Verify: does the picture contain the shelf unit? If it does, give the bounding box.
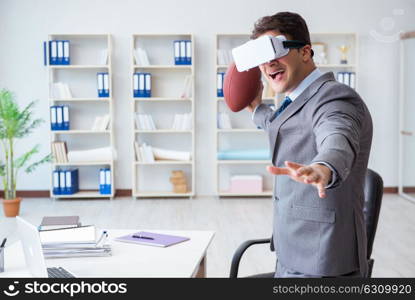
[47,34,115,199]
[215,34,275,197]
[214,33,358,197]
[311,33,359,89]
[131,34,195,198]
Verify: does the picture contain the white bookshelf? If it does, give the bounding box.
[215,34,275,197]
[131,34,195,198]
[214,33,358,197]
[47,34,115,199]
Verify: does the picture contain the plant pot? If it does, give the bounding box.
[2,198,21,217]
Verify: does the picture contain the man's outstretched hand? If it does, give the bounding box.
[267,161,332,198]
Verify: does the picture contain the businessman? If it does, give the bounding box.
[247,12,373,277]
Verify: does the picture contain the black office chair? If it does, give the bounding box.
[229,168,383,278]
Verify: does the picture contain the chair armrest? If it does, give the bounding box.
[229,238,271,278]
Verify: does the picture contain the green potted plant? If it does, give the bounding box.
[0,89,51,217]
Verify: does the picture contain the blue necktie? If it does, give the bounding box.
[270,96,292,122]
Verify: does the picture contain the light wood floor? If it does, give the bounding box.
[1,194,414,277]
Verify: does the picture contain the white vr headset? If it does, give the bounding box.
[232,35,308,72]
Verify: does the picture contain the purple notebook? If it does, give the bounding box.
[114,231,190,248]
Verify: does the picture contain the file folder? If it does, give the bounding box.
[145,73,151,97]
[63,40,70,65]
[185,40,192,65]
[43,41,48,66]
[64,170,72,194]
[50,40,58,65]
[59,170,66,195]
[57,40,64,64]
[53,170,60,195]
[62,105,70,130]
[99,168,106,194]
[350,72,356,89]
[174,40,180,65]
[50,106,57,130]
[56,106,63,130]
[217,72,224,97]
[105,168,111,194]
[337,72,344,84]
[103,72,109,97]
[133,73,139,97]
[343,72,350,87]
[97,73,105,97]
[180,40,186,65]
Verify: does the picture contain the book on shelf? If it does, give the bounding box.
[217,49,233,65]
[134,48,150,66]
[180,75,193,98]
[135,113,156,130]
[91,114,110,131]
[134,141,142,161]
[171,113,192,130]
[51,82,72,99]
[217,112,232,129]
[51,141,68,163]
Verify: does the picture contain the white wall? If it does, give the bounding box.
[0,0,414,194]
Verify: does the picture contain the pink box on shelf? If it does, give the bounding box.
[229,175,263,193]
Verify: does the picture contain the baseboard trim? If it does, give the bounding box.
[0,187,411,198]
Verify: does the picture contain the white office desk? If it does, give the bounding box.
[0,229,215,278]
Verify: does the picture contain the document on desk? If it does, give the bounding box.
[40,225,96,247]
[114,231,190,247]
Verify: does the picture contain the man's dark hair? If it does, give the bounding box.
[251,12,313,56]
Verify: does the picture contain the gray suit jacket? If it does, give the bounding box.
[253,72,373,277]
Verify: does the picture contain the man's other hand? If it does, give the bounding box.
[267,161,332,198]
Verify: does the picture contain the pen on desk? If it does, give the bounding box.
[132,235,154,240]
[96,231,108,246]
[0,238,6,248]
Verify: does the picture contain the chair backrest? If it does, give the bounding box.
[363,169,383,259]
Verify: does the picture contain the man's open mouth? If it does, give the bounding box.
[269,69,285,80]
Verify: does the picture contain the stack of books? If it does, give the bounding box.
[51,141,68,163]
[39,216,81,231]
[39,224,111,258]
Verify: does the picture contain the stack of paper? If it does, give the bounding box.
[51,82,72,99]
[171,113,192,130]
[91,114,110,131]
[67,147,114,162]
[135,114,156,130]
[217,113,232,129]
[134,143,191,162]
[40,225,111,258]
